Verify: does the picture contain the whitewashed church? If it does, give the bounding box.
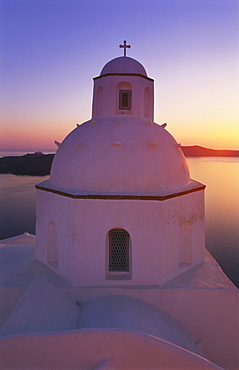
[0,42,238,369]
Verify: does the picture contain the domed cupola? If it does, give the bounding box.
[92,40,154,121]
[49,41,190,194]
[100,56,147,77]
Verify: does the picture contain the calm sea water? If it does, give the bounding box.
[0,155,238,287]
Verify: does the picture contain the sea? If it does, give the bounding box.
[0,151,238,288]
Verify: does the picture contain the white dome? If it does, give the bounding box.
[50,118,190,194]
[100,57,147,77]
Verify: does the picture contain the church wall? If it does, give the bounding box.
[92,75,154,120]
[36,190,76,284]
[160,190,205,284]
[36,192,164,286]
[36,189,204,287]
[92,77,109,118]
[72,198,163,286]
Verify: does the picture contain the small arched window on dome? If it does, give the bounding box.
[119,90,131,110]
[108,229,130,277]
[144,87,151,118]
[117,82,132,113]
[96,86,103,116]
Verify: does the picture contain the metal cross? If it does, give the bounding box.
[119,40,131,57]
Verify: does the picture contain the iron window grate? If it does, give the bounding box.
[109,229,129,272]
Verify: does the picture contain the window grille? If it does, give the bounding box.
[109,229,129,272]
[119,90,131,110]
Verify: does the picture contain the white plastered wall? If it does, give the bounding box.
[36,188,205,287]
[92,75,154,120]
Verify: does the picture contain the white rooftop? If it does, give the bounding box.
[100,56,148,76]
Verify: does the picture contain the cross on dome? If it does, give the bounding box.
[119,40,131,57]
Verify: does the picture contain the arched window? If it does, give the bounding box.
[117,82,132,113]
[109,229,129,272]
[119,90,131,110]
[96,86,103,116]
[178,221,192,269]
[47,221,58,269]
[144,87,151,118]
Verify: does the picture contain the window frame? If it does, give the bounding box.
[106,228,131,280]
[119,89,131,110]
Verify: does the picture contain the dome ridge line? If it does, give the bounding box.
[94,73,153,81]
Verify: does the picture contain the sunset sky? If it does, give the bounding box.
[1,0,238,151]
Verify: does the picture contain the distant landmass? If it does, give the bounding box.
[0,146,238,176]
[181,145,239,158]
[0,152,54,176]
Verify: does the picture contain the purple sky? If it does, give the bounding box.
[1,0,238,150]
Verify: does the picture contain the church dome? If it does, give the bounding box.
[49,118,190,194]
[50,52,190,194]
[100,56,147,77]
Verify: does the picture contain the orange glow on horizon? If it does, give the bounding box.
[1,117,238,151]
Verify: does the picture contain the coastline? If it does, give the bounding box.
[0,146,238,176]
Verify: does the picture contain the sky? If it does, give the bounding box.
[0,0,238,151]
